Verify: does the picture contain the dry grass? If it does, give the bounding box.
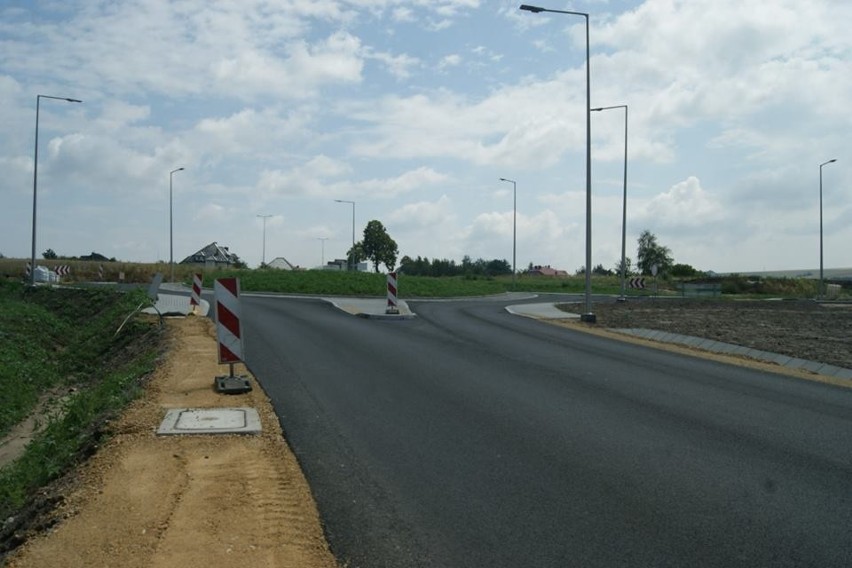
[0,258,214,285]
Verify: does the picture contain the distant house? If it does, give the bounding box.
[180,242,239,268]
[528,264,568,277]
[78,251,111,262]
[325,258,369,272]
[268,257,297,270]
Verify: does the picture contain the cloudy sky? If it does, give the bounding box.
[2,0,849,273]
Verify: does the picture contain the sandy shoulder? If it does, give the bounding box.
[7,316,339,568]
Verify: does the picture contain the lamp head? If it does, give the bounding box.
[520,4,545,12]
[66,98,83,103]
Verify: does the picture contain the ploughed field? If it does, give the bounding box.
[560,299,852,371]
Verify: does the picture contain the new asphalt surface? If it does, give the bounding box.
[239,293,852,568]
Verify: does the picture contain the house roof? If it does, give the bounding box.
[529,265,568,276]
[268,257,296,270]
[180,242,237,264]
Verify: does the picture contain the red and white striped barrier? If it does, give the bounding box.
[98,264,104,281]
[214,277,243,364]
[190,273,202,306]
[386,271,399,314]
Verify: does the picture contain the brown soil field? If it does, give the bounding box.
[559,299,852,370]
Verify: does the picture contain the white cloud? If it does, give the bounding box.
[365,49,421,79]
[635,177,725,232]
[438,54,462,70]
[257,160,447,199]
[389,195,455,227]
[2,0,850,272]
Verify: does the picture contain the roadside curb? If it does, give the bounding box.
[324,297,416,319]
[505,302,852,386]
[614,328,852,381]
[356,311,417,320]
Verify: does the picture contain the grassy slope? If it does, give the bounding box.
[0,282,164,530]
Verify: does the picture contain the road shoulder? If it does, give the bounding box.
[7,317,339,568]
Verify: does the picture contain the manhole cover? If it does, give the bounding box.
[157,408,261,435]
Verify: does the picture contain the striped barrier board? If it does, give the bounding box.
[55,265,71,276]
[214,277,243,364]
[386,271,399,314]
[213,277,251,393]
[629,277,646,289]
[190,273,202,306]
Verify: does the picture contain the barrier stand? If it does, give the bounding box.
[214,277,252,394]
[190,272,202,314]
[386,271,399,314]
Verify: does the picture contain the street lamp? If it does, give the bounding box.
[520,4,595,322]
[169,167,185,282]
[819,158,837,298]
[334,199,355,271]
[499,177,518,287]
[257,214,272,267]
[317,237,329,267]
[30,94,82,285]
[591,104,628,301]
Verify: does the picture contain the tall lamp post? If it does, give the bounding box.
[30,94,82,285]
[257,214,272,267]
[169,167,185,282]
[317,237,329,267]
[334,199,356,271]
[520,4,595,322]
[819,158,837,298]
[591,104,628,301]
[499,177,518,287]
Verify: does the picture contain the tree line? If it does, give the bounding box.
[575,229,699,278]
[344,220,700,279]
[399,255,512,277]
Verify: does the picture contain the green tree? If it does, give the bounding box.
[485,259,512,276]
[670,263,699,277]
[43,248,58,259]
[362,220,398,272]
[613,257,633,276]
[636,230,673,276]
[346,241,367,270]
[592,263,613,276]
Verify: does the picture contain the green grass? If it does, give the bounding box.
[0,282,163,524]
[201,269,629,298]
[0,286,69,437]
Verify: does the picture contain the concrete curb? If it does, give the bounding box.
[324,297,416,319]
[503,302,852,384]
[614,328,852,381]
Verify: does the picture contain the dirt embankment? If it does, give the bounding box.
[6,317,338,568]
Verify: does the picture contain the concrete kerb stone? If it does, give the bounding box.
[602,328,852,384]
[505,303,581,320]
[325,297,416,320]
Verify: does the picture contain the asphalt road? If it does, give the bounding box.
[241,294,852,568]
